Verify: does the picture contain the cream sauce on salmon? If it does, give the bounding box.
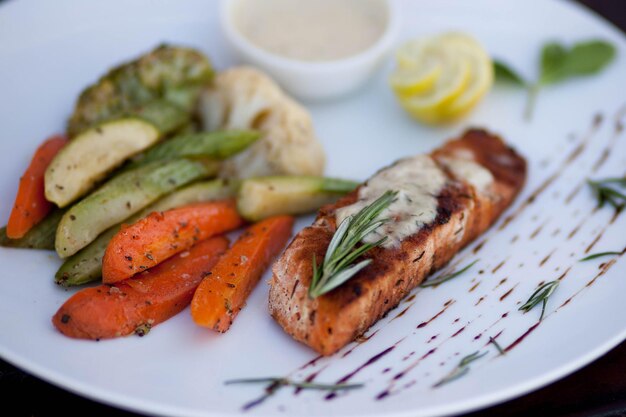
[336,153,494,248]
[439,156,494,192]
[335,155,447,248]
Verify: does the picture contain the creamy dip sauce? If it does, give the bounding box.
[439,156,494,192]
[233,0,388,62]
[335,155,447,249]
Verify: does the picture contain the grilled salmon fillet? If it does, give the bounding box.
[269,129,527,356]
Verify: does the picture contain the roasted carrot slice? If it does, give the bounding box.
[102,200,243,283]
[7,135,67,238]
[191,215,294,332]
[53,236,229,340]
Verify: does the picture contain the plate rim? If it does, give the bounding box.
[1,0,625,416]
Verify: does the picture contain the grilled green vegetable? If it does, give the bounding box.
[162,84,205,113]
[55,179,239,286]
[55,227,117,286]
[67,45,213,136]
[0,209,65,250]
[145,178,239,213]
[127,130,260,169]
[55,158,218,258]
[45,118,161,207]
[174,120,201,135]
[237,176,359,221]
[134,100,190,135]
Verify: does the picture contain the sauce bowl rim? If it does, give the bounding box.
[220,0,401,73]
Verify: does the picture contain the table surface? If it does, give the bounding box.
[1,1,625,416]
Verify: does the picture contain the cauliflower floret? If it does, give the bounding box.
[199,67,326,178]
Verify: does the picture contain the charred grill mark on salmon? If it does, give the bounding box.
[269,129,527,355]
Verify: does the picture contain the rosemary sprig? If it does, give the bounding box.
[309,190,397,299]
[488,336,506,355]
[587,177,626,211]
[226,377,364,409]
[579,251,622,262]
[433,351,487,388]
[225,377,363,391]
[519,280,559,321]
[420,259,479,287]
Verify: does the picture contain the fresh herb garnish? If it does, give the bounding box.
[308,190,397,299]
[226,377,363,391]
[519,280,559,321]
[488,336,506,355]
[493,60,526,86]
[587,177,626,211]
[433,351,487,388]
[580,251,622,262]
[494,39,616,120]
[226,377,363,409]
[420,259,479,288]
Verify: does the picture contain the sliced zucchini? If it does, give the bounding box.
[45,118,160,207]
[237,176,359,221]
[55,178,239,286]
[0,208,65,250]
[127,130,260,169]
[55,158,217,258]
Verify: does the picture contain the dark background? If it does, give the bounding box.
[1,1,625,416]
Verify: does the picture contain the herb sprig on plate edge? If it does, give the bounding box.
[587,177,626,211]
[494,39,616,120]
[420,259,479,287]
[431,340,503,387]
[488,337,506,356]
[225,377,364,410]
[519,280,559,321]
[580,251,623,262]
[433,351,488,388]
[308,190,397,299]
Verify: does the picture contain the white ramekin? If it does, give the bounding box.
[219,0,400,101]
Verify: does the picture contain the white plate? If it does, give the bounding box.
[1,0,625,416]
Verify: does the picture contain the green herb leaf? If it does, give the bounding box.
[522,39,616,120]
[433,351,487,388]
[420,259,479,287]
[519,280,559,321]
[588,176,626,211]
[562,40,616,77]
[579,251,622,262]
[308,190,397,299]
[539,42,569,84]
[493,60,527,86]
[540,39,616,84]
